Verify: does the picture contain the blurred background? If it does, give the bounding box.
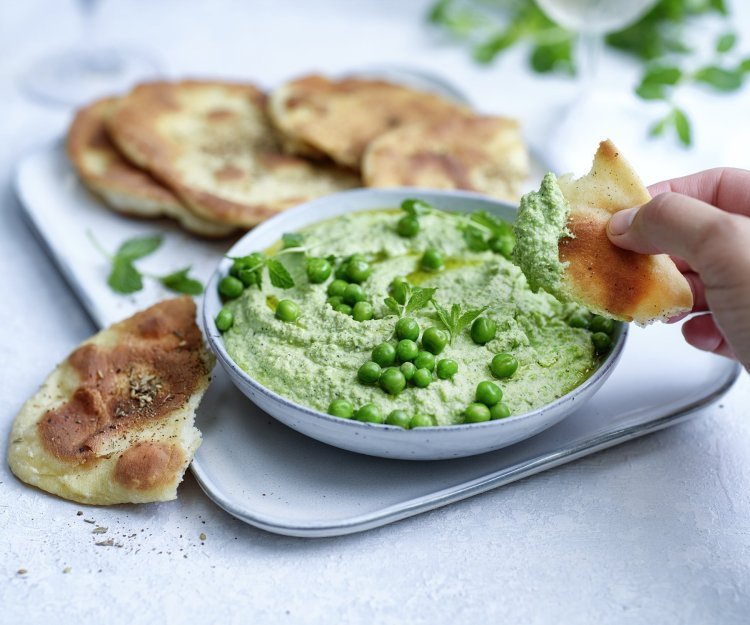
[1,0,749,183]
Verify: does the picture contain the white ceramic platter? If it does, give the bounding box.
[15,143,741,537]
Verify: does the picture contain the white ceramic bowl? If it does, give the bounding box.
[203,188,627,460]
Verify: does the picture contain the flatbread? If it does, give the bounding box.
[268,74,472,169]
[107,80,360,228]
[67,97,236,238]
[8,297,212,505]
[532,140,692,324]
[362,115,529,201]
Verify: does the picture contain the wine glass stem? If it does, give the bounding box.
[577,31,603,94]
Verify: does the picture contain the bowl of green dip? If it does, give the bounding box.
[203,188,626,460]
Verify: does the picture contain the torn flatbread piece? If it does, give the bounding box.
[269,74,472,169]
[362,115,529,201]
[8,297,212,504]
[67,97,236,238]
[107,81,360,228]
[513,139,693,324]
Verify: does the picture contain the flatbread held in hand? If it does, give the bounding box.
[514,140,693,324]
[7,297,212,505]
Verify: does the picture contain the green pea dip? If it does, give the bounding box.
[222,206,601,425]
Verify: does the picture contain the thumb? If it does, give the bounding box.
[606,191,743,283]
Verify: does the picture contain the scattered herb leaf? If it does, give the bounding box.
[108,257,143,294]
[282,232,305,249]
[405,287,438,315]
[116,235,163,262]
[159,267,204,295]
[432,298,486,344]
[267,258,295,289]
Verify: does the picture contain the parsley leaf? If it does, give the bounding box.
[116,235,163,262]
[431,298,486,344]
[267,258,295,289]
[159,267,204,295]
[282,232,305,249]
[108,257,143,294]
[405,287,437,314]
[384,297,402,316]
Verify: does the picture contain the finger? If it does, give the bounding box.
[681,314,736,360]
[670,256,692,272]
[607,192,748,285]
[683,272,708,312]
[647,168,750,217]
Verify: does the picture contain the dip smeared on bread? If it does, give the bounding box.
[513,140,693,324]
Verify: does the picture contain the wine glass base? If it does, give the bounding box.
[19,47,161,107]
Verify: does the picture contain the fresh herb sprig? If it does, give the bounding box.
[384,283,437,318]
[88,232,204,295]
[431,299,486,344]
[462,211,515,257]
[428,0,750,146]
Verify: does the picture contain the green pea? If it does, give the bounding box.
[589,315,615,335]
[410,413,435,428]
[592,332,612,354]
[395,317,419,341]
[401,199,432,214]
[357,361,382,384]
[421,326,448,355]
[372,342,396,367]
[379,368,406,395]
[343,283,366,305]
[414,351,435,372]
[328,399,354,419]
[490,402,511,420]
[334,262,349,280]
[346,259,373,284]
[470,317,497,345]
[567,311,591,328]
[412,368,432,388]
[306,257,332,284]
[215,308,234,332]
[390,277,409,305]
[352,301,374,322]
[420,247,444,272]
[327,295,343,308]
[476,381,503,407]
[346,253,367,264]
[218,276,244,299]
[400,361,417,381]
[327,279,348,297]
[334,303,353,315]
[275,299,300,322]
[396,339,419,362]
[464,403,491,423]
[490,353,518,379]
[436,359,458,379]
[489,235,514,258]
[386,410,411,429]
[397,215,420,238]
[355,403,385,424]
[237,268,260,287]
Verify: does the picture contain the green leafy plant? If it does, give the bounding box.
[428,0,750,146]
[384,284,437,317]
[431,298,486,344]
[88,232,204,295]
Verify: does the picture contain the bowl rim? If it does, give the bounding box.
[202,186,629,434]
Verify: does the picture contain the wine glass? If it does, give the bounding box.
[19,0,161,107]
[533,0,660,174]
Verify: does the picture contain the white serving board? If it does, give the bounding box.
[16,143,741,537]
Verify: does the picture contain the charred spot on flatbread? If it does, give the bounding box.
[8,297,212,504]
[106,80,360,229]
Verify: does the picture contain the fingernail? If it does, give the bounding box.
[608,206,639,236]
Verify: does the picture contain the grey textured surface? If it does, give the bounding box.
[2,1,750,623]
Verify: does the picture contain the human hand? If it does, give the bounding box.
[606,168,750,371]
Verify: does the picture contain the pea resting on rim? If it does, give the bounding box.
[328,399,354,419]
[464,403,491,423]
[410,413,435,428]
[490,402,511,420]
[215,308,234,332]
[476,381,502,407]
[386,410,411,428]
[355,403,385,424]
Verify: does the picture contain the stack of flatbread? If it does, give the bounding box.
[67,75,530,236]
